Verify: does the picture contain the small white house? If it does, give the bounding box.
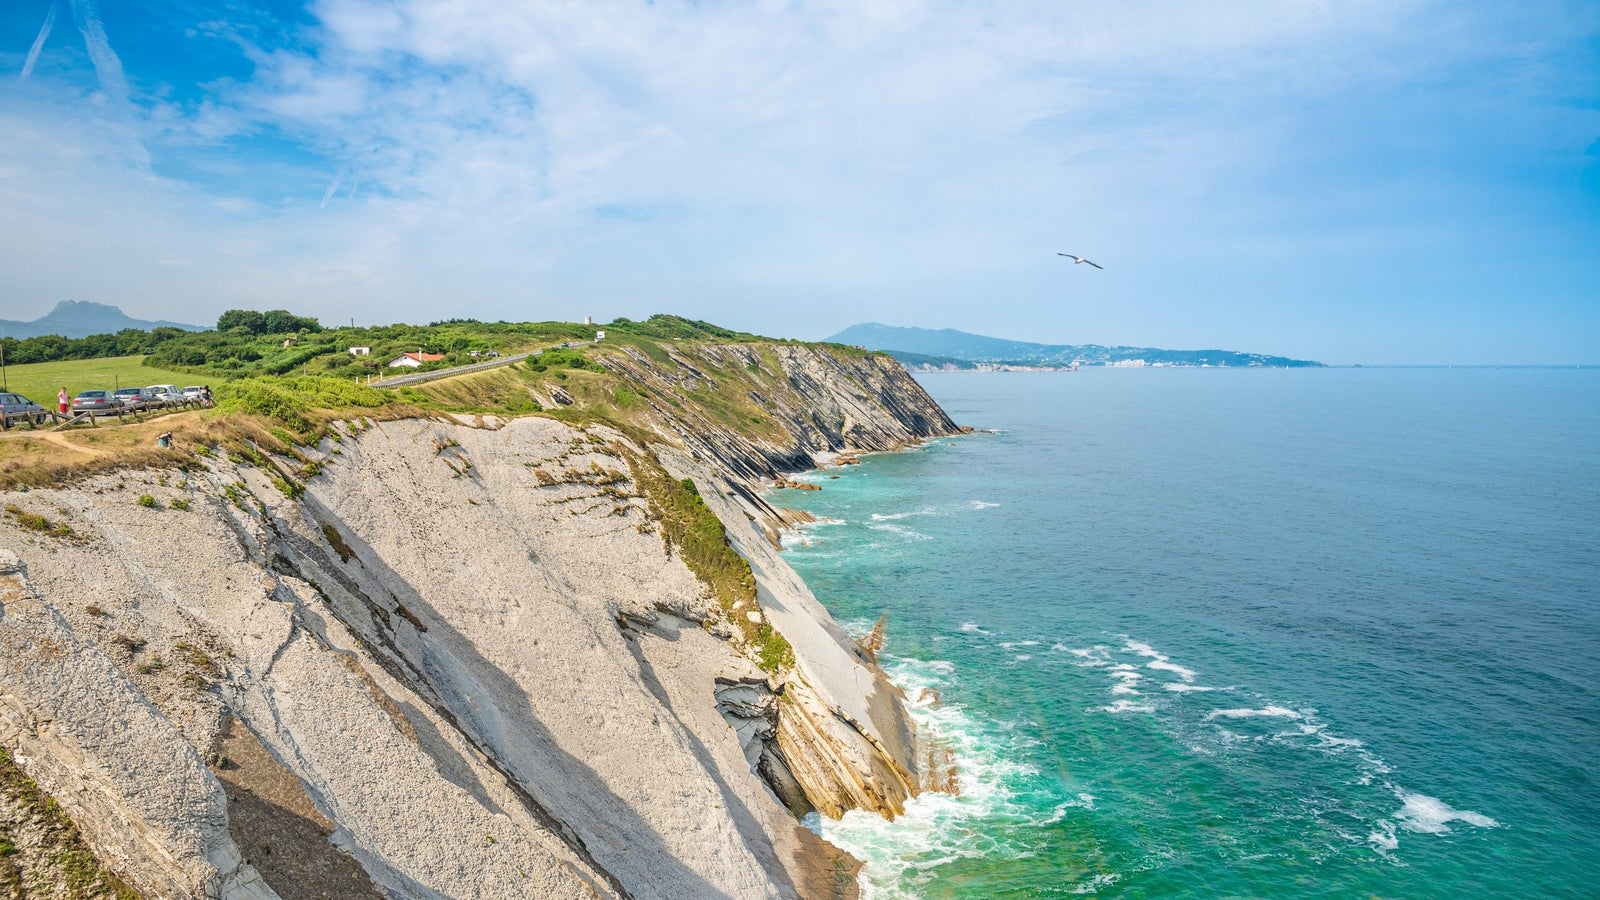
[595,331,606,342]
[386,351,445,368]
[348,346,371,357]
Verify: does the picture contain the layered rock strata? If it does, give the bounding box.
[0,346,958,898]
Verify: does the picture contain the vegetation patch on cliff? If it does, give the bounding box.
[619,444,794,673]
[0,747,141,899]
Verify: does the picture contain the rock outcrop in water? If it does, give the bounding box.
[0,343,958,898]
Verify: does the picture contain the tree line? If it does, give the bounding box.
[0,310,322,366]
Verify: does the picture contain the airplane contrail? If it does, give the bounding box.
[19,3,57,82]
[68,0,130,107]
[321,170,346,208]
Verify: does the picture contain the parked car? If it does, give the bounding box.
[72,390,120,414]
[145,384,183,406]
[0,393,48,428]
[112,387,148,410]
[181,386,206,401]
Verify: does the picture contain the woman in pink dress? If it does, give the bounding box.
[57,387,69,415]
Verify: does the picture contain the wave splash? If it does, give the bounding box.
[817,650,1103,898]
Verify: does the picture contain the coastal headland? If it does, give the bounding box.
[0,315,961,898]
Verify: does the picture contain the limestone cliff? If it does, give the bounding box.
[0,343,957,898]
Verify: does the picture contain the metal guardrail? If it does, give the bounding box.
[369,341,593,390]
[37,396,211,431]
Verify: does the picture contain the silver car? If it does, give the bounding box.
[113,387,147,410]
[72,390,119,415]
[0,393,48,428]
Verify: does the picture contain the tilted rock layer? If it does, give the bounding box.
[0,345,959,898]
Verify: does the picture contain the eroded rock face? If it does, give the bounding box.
[597,343,959,486]
[0,551,275,900]
[666,455,922,822]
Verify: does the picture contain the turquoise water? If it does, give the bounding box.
[778,369,1600,899]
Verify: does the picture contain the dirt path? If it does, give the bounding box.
[32,431,108,457]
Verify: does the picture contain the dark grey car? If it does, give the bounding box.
[0,393,48,427]
[113,386,148,410]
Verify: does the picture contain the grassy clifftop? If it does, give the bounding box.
[0,312,961,518]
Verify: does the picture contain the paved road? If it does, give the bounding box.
[369,340,593,389]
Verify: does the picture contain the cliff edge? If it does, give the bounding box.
[0,338,958,898]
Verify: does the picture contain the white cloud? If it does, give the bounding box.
[1,0,1595,361]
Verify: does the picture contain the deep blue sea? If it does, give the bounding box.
[777,368,1599,899]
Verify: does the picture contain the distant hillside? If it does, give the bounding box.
[827,323,1322,368]
[0,301,203,339]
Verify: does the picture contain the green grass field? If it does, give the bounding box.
[0,356,208,407]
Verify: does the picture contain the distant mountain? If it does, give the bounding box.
[0,301,204,339]
[826,323,1322,368]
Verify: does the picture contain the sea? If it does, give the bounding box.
[776,367,1599,899]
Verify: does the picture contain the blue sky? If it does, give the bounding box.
[1,0,1596,364]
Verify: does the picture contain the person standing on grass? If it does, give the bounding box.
[57,387,68,416]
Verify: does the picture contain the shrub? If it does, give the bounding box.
[216,376,389,435]
[4,505,74,538]
[137,494,158,508]
[171,498,190,511]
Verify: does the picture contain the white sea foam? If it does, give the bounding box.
[1124,639,1197,681]
[870,507,934,521]
[1147,659,1198,681]
[1066,646,1107,666]
[1207,705,1302,720]
[1395,792,1498,833]
[969,500,1001,509]
[959,622,987,634]
[1163,683,1217,692]
[1070,873,1121,894]
[1107,665,1143,695]
[1368,820,1399,852]
[778,516,846,549]
[867,523,932,540]
[1014,654,1032,661]
[1101,699,1154,714]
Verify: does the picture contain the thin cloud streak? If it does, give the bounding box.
[320,170,345,209]
[66,0,130,107]
[19,2,57,83]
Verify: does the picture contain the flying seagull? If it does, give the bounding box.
[1058,253,1103,269]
